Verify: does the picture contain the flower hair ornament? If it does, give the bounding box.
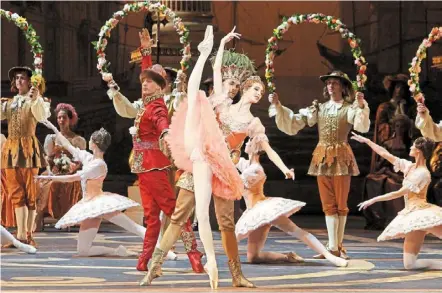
[241,75,265,95]
[210,49,256,84]
[55,103,79,126]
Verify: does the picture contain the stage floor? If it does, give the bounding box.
[1,216,441,293]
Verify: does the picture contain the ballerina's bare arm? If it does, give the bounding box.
[350,131,396,165]
[213,27,241,96]
[260,140,295,180]
[357,186,410,211]
[35,173,81,182]
[41,120,77,156]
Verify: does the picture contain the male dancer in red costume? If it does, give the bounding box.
[105,29,203,272]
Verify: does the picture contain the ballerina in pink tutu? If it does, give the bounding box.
[36,121,146,257]
[235,122,348,267]
[353,133,442,270]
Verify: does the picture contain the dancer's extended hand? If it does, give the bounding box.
[355,92,365,108]
[197,25,214,58]
[417,102,428,116]
[285,168,295,181]
[357,198,376,211]
[350,131,370,144]
[40,120,58,133]
[139,28,154,49]
[221,26,241,44]
[268,93,279,105]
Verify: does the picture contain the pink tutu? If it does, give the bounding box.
[167,91,243,201]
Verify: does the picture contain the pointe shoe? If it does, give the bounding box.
[139,248,166,286]
[331,256,348,267]
[227,256,256,288]
[285,252,304,263]
[13,239,37,254]
[204,263,219,290]
[115,245,137,257]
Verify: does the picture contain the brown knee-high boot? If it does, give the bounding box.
[221,230,255,288]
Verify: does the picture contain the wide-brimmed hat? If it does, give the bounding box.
[8,66,32,81]
[319,70,353,89]
[140,64,167,89]
[164,67,178,81]
[382,73,409,91]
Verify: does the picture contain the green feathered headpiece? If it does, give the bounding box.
[210,49,256,83]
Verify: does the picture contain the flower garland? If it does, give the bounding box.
[0,9,44,87]
[408,26,442,103]
[265,13,368,94]
[94,1,191,84]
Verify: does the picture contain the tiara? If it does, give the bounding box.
[241,75,265,94]
[221,64,253,84]
[92,127,110,145]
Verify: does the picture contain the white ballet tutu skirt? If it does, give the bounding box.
[235,197,306,240]
[377,203,442,241]
[55,192,139,229]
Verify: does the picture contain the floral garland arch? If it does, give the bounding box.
[0,9,44,86]
[94,1,191,87]
[265,13,368,96]
[408,26,442,103]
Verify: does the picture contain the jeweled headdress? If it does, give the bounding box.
[240,75,265,95]
[210,50,256,84]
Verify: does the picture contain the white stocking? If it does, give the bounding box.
[325,214,339,251]
[337,215,347,245]
[1,225,36,254]
[103,212,145,238]
[285,226,347,267]
[77,220,134,257]
[274,217,347,267]
[403,253,442,270]
[193,160,217,268]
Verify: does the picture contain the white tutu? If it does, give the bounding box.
[55,192,139,229]
[377,203,442,241]
[235,197,305,240]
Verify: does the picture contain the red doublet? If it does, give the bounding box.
[131,97,171,173]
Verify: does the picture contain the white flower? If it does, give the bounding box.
[129,126,138,136]
[98,57,106,66]
[123,4,130,11]
[138,2,144,7]
[34,57,42,65]
[11,13,19,20]
[54,158,60,164]
[102,73,113,82]
[98,30,105,37]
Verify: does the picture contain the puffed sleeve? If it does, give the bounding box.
[77,160,107,181]
[30,96,51,122]
[71,148,94,165]
[347,100,370,133]
[44,134,56,156]
[393,157,414,175]
[415,112,442,142]
[270,102,316,135]
[236,157,251,173]
[402,168,431,194]
[108,89,139,119]
[245,118,269,154]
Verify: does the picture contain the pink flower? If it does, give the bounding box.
[409,84,416,92]
[354,59,362,66]
[423,39,432,48]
